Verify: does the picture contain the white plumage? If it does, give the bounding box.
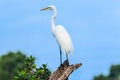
[53,25,73,54]
[41,5,73,64]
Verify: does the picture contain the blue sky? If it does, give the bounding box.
[0,0,120,80]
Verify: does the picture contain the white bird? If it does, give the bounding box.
[41,5,73,65]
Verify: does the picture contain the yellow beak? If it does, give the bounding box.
[40,7,49,11]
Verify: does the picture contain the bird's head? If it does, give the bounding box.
[40,5,56,11]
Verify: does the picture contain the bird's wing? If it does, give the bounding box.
[53,25,73,54]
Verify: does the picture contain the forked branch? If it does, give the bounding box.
[48,60,82,80]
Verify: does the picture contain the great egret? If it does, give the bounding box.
[41,5,73,65]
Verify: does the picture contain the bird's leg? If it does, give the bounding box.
[66,53,68,61]
[59,46,62,65]
[66,53,69,65]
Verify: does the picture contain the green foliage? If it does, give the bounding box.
[109,65,120,79]
[94,74,109,80]
[94,64,120,80]
[0,51,26,80]
[0,51,51,80]
[14,55,51,80]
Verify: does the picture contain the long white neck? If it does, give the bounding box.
[51,8,57,34]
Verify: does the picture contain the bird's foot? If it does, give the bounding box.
[64,60,69,66]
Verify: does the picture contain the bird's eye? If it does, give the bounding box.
[48,7,51,9]
[47,7,52,10]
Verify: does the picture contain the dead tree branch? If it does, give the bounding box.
[48,60,82,80]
